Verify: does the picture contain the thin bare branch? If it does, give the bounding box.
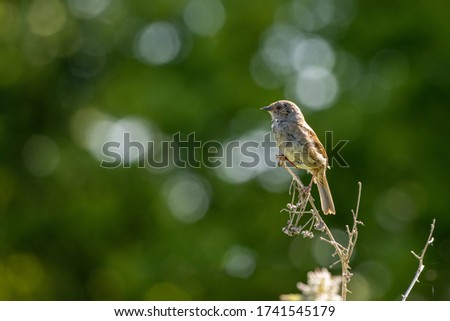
[281,164,363,301]
[401,218,436,301]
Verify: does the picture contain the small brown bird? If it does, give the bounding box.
[261,100,335,214]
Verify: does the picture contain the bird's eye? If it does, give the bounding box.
[276,105,281,110]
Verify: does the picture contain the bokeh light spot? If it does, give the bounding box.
[335,50,361,91]
[217,129,273,184]
[27,0,67,37]
[355,261,392,299]
[292,37,335,72]
[352,74,391,113]
[105,117,152,166]
[70,108,111,151]
[260,24,300,77]
[135,22,182,65]
[257,169,291,193]
[66,37,110,78]
[292,66,338,109]
[275,1,314,31]
[310,0,335,30]
[163,174,210,224]
[374,187,418,232]
[67,0,111,19]
[348,273,371,300]
[253,1,353,111]
[183,0,226,37]
[71,109,155,165]
[222,245,257,279]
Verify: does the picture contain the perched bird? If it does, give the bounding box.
[261,100,335,214]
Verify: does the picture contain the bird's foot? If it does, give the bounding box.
[276,154,297,168]
[276,154,287,167]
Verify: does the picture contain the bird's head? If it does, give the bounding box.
[260,100,304,121]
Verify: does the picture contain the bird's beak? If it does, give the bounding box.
[260,105,272,111]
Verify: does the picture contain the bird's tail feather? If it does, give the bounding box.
[316,172,335,215]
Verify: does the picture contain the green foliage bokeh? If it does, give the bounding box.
[0,0,449,300]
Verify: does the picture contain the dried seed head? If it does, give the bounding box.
[283,225,301,236]
[301,230,314,239]
[314,220,325,232]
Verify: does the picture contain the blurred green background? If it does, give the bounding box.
[0,0,449,300]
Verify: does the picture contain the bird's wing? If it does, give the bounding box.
[298,122,328,168]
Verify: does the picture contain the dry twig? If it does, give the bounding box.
[401,219,436,301]
[281,164,363,300]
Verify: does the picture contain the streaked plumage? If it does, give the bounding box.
[261,100,335,214]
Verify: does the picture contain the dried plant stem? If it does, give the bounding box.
[283,165,363,301]
[401,218,436,301]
